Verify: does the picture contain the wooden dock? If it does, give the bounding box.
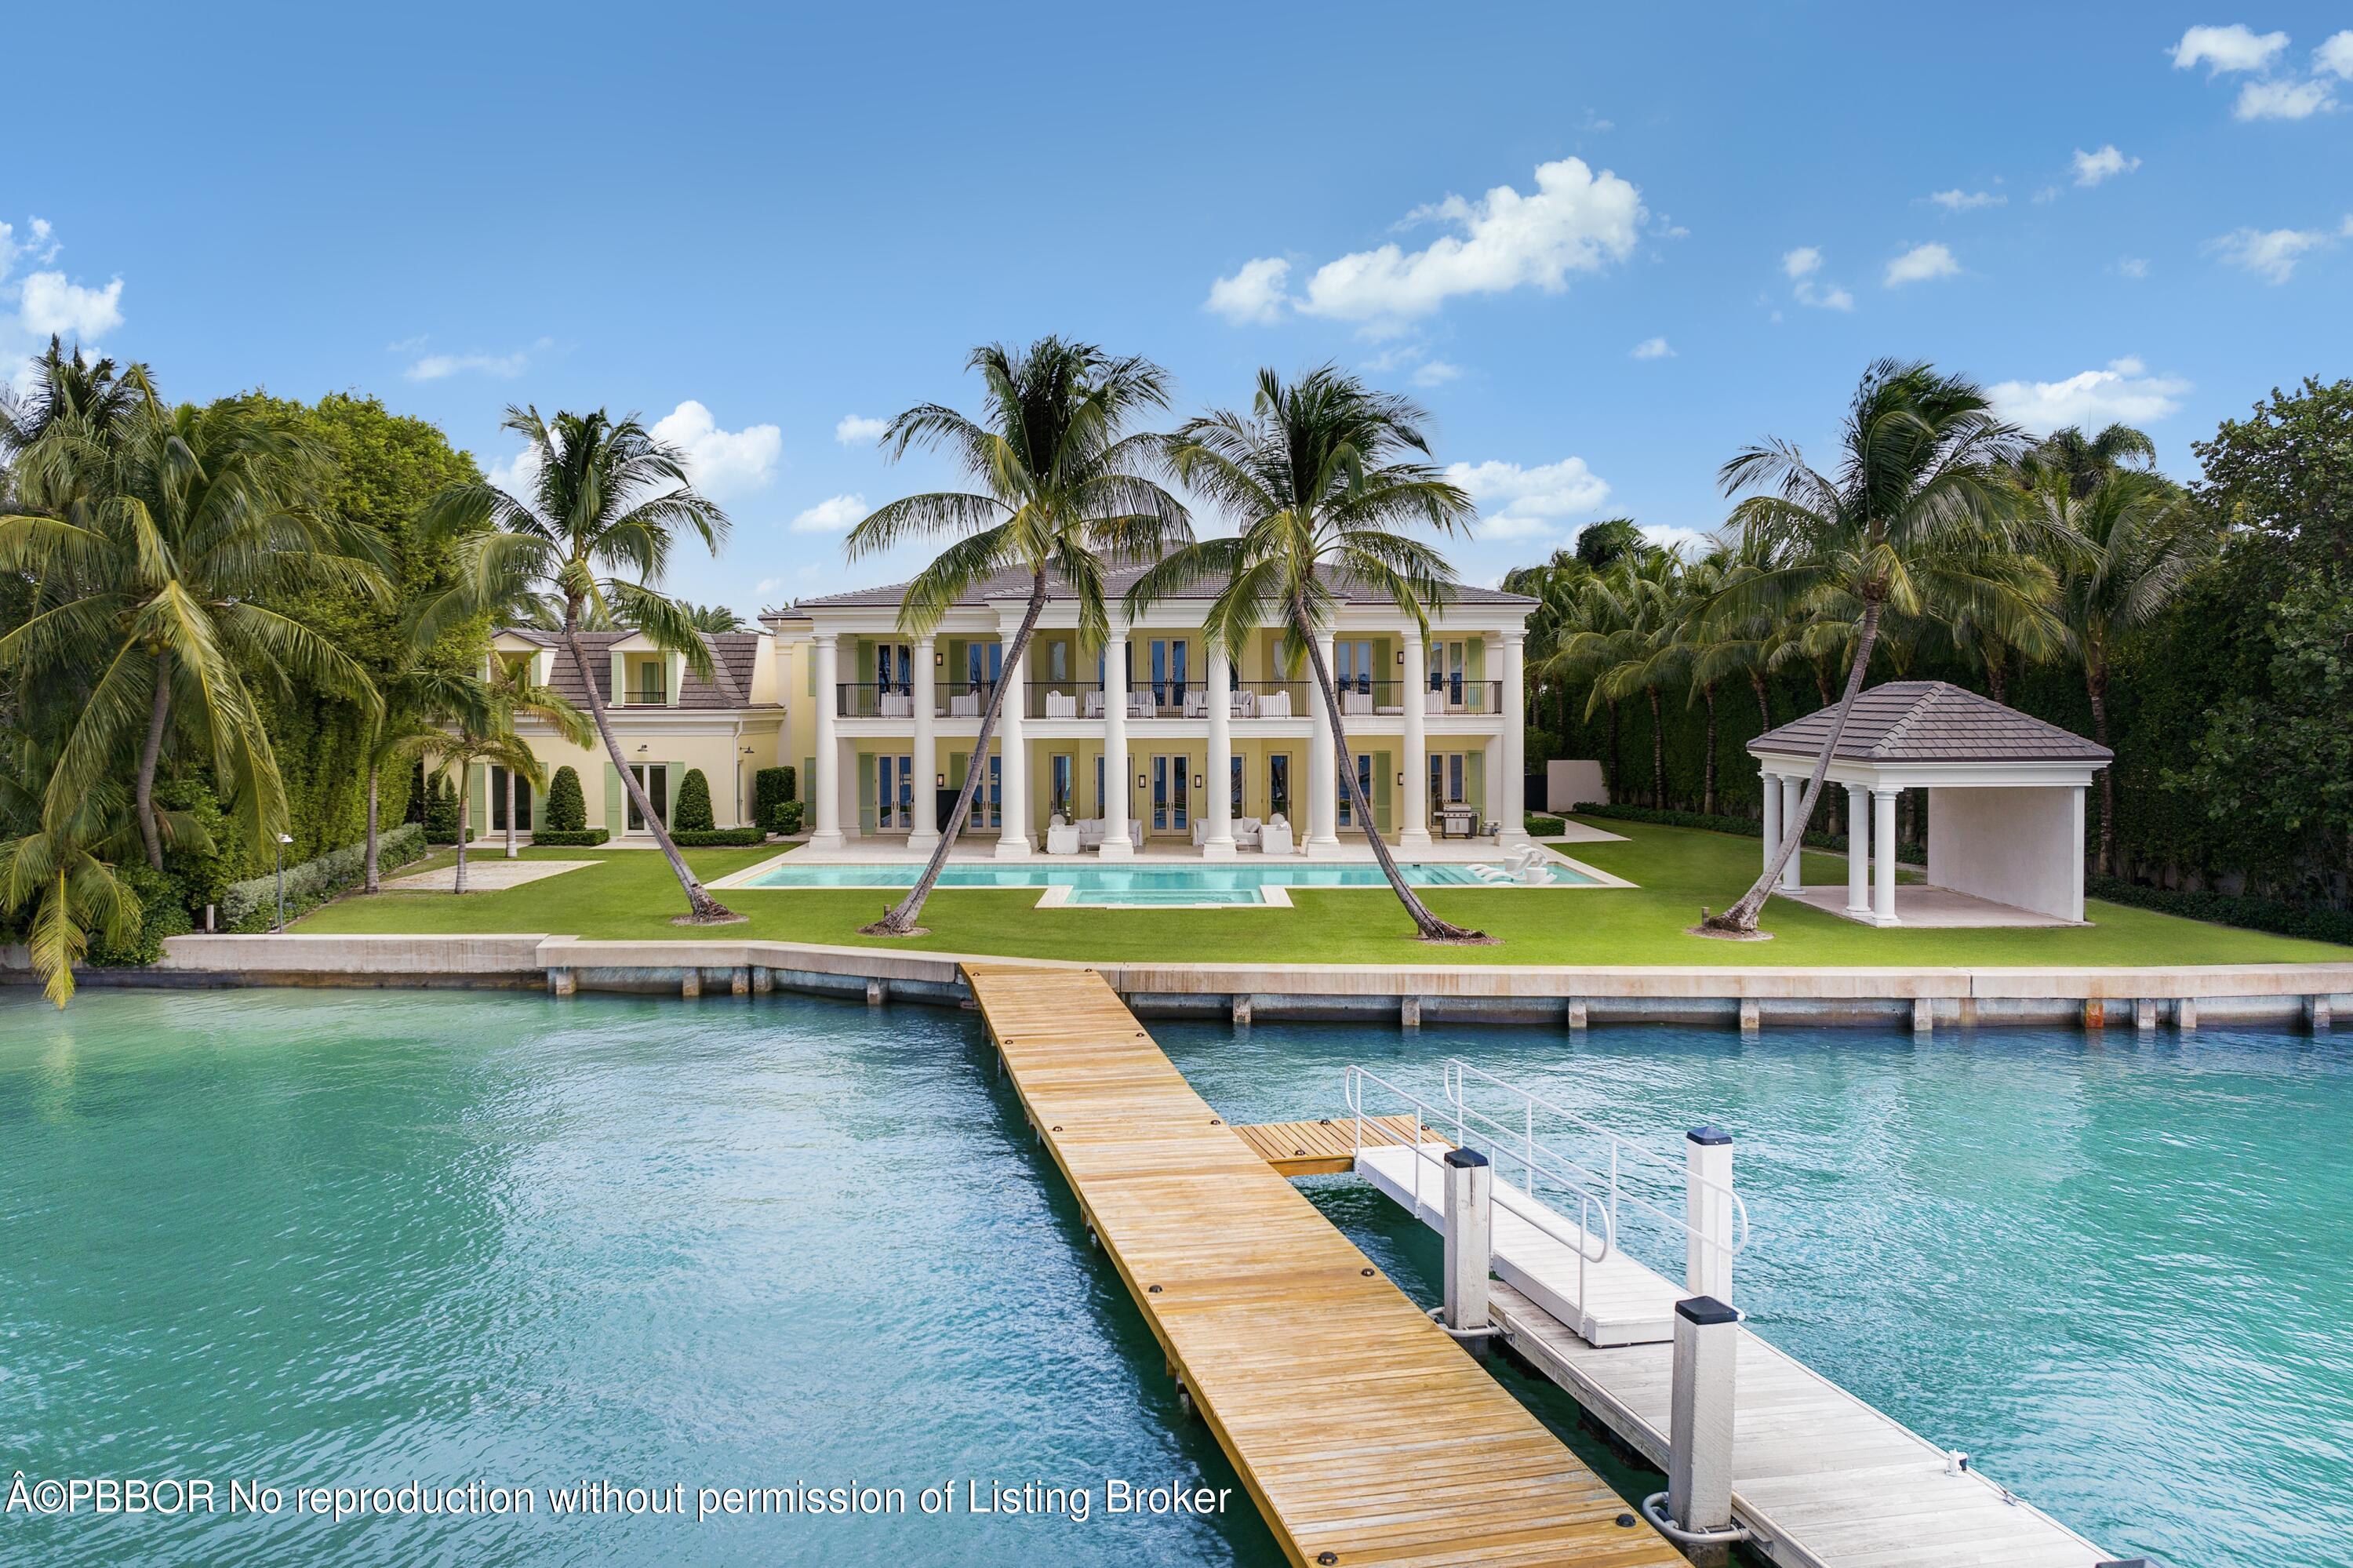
[963,963,1685,1568]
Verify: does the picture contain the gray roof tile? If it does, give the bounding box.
[1748,681,2110,764]
[503,628,773,711]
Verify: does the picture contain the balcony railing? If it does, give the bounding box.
[1326,678,1504,716]
[831,677,1503,720]
[623,686,667,706]
[835,680,998,718]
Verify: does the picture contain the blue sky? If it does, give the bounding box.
[7,5,2348,613]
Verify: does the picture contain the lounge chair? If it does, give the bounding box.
[950,692,980,718]
[1044,689,1077,719]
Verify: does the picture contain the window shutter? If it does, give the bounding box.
[1467,751,1485,820]
[604,762,626,835]
[1467,637,1487,702]
[1374,750,1392,834]
[608,650,627,706]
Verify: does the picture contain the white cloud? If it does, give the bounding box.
[2321,31,2353,78]
[2033,185,2060,204]
[406,347,531,381]
[2117,256,2151,278]
[1445,457,1610,540]
[835,413,889,446]
[1213,158,1644,333]
[2071,145,2140,186]
[1781,246,1853,309]
[487,445,542,498]
[649,400,782,500]
[1928,189,2005,211]
[789,493,868,533]
[1989,358,2191,431]
[2171,24,2289,73]
[17,271,124,339]
[1631,336,1675,359]
[1410,359,1463,387]
[1884,242,1960,286]
[2235,77,2334,118]
[1204,256,1292,325]
[2210,220,2347,282]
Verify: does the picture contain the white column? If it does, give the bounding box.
[1203,644,1235,857]
[1845,780,1870,915]
[995,620,1030,857]
[1398,633,1431,850]
[1483,735,1506,839]
[1873,788,1900,925]
[1779,775,1806,892]
[1100,617,1132,859]
[1499,631,1527,843]
[1759,769,1780,882]
[909,637,939,853]
[2066,784,2087,922]
[809,633,846,850]
[1306,630,1342,856]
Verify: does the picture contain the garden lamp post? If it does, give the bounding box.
[274,833,294,930]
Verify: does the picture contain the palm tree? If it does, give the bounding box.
[419,725,539,897]
[842,337,1188,937]
[1697,359,2055,935]
[682,601,745,633]
[487,653,591,858]
[1537,566,1640,802]
[1132,366,1486,944]
[0,386,387,870]
[414,407,738,922]
[360,665,484,892]
[1581,548,1683,809]
[2020,422,2156,500]
[2020,464,2209,873]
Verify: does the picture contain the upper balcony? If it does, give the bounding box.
[833,677,1504,721]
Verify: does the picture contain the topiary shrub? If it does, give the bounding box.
[674,768,715,831]
[671,827,766,846]
[533,828,611,847]
[544,766,587,833]
[754,766,795,826]
[772,799,805,835]
[423,777,462,843]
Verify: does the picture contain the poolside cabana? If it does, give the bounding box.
[1747,682,2111,927]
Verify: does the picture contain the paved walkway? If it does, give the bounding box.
[383,859,598,893]
[1783,884,2079,928]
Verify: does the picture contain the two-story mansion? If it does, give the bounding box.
[761,562,1538,858]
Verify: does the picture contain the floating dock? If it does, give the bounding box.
[964,963,1685,1568]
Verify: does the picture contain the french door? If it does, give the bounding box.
[625,762,669,832]
[972,755,1001,829]
[1334,639,1376,694]
[1151,754,1190,832]
[1151,638,1189,708]
[876,754,914,829]
[874,642,914,693]
[1337,752,1376,828]
[1431,641,1467,707]
[1430,751,1467,811]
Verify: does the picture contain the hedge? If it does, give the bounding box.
[1573,802,1926,866]
[1525,812,1566,835]
[671,827,766,846]
[675,768,715,832]
[2086,875,2353,947]
[771,799,806,835]
[544,766,587,832]
[754,766,796,825]
[220,823,428,930]
[533,828,610,846]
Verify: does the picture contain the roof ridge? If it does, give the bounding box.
[1867,682,1945,758]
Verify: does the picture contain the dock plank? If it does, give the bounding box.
[965,963,1683,1568]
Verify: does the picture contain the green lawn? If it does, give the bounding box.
[289,819,2351,968]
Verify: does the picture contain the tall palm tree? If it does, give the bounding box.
[1697,359,2055,935]
[1537,566,1641,802]
[682,601,745,633]
[414,408,738,922]
[2020,422,2156,500]
[360,665,485,893]
[843,337,1188,937]
[1132,366,1486,944]
[1581,548,1683,809]
[2020,464,2209,873]
[418,726,539,897]
[0,386,386,869]
[487,653,591,858]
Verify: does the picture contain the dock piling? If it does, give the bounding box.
[1442,1148,1493,1354]
[1662,1295,1742,1549]
[2308,995,2333,1034]
[1685,1128,1735,1303]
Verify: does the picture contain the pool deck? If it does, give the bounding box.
[964,962,1687,1568]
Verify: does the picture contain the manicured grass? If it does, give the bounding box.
[289,819,2353,968]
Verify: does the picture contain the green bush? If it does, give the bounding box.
[156,777,243,916]
[772,799,805,835]
[670,827,766,846]
[544,766,587,832]
[533,828,610,847]
[89,862,195,967]
[2086,875,2353,946]
[1575,802,1925,865]
[674,768,715,831]
[423,777,462,843]
[1525,812,1566,836]
[754,766,795,826]
[220,823,428,930]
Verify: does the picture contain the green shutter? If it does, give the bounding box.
[946,639,966,693]
[1467,751,1485,820]
[466,764,488,835]
[1374,750,1392,834]
[857,753,877,832]
[1467,638,1487,708]
[1372,638,1393,700]
[604,762,626,835]
[609,649,628,707]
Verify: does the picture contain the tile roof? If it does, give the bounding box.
[501,628,773,711]
[1748,681,2111,764]
[784,558,1536,613]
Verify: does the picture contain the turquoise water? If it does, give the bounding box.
[735,858,1590,905]
[2,992,2347,1566]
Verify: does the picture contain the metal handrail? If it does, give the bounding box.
[1440,1058,1751,1267]
[1345,1064,1617,1314]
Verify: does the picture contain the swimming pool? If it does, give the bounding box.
[2,991,2344,1566]
[730,858,1598,905]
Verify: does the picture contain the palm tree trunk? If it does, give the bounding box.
[562,620,736,922]
[364,763,381,893]
[1701,684,1718,817]
[1709,598,1885,933]
[1987,648,2008,705]
[2087,662,2115,875]
[1648,687,1665,808]
[135,649,171,871]
[453,773,471,896]
[505,766,519,859]
[864,573,1049,937]
[1302,616,1483,943]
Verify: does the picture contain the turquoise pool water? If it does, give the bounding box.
[2,991,2346,1566]
[734,858,1591,905]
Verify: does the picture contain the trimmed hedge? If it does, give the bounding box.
[544,766,587,832]
[533,828,610,847]
[2086,875,2353,947]
[675,768,715,831]
[221,823,428,930]
[1573,802,1926,866]
[754,766,796,825]
[671,827,766,847]
[772,799,806,835]
[1525,812,1566,835]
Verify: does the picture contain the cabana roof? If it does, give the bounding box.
[1748,681,2111,766]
